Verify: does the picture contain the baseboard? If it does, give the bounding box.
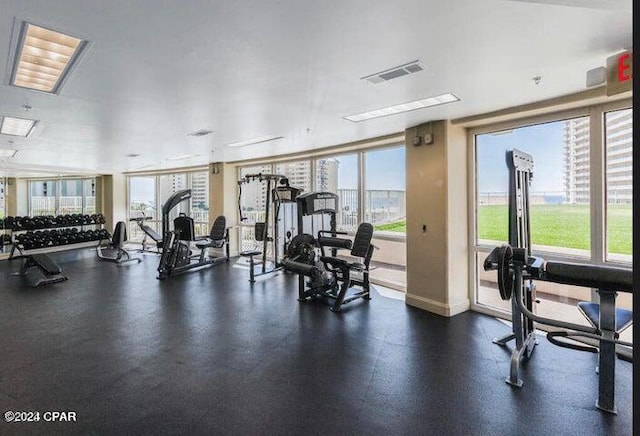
[405,293,470,317]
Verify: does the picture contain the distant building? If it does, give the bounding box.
[316,158,339,193]
[190,172,208,209]
[563,109,632,204]
[276,161,312,193]
[603,109,633,204]
[562,117,590,204]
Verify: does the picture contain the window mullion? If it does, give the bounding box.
[589,105,605,266]
[358,152,365,227]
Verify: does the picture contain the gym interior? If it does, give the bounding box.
[0,1,635,435]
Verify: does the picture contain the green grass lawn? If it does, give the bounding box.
[478,204,632,255]
[375,221,407,232]
[375,204,632,255]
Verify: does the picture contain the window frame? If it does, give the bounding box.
[467,98,632,318]
[27,177,96,217]
[126,170,210,241]
[236,143,407,290]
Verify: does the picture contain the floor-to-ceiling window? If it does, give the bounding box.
[238,165,272,252]
[470,100,632,341]
[127,171,209,242]
[364,146,406,289]
[0,177,5,219]
[83,179,96,214]
[129,176,157,240]
[237,143,407,291]
[28,178,96,217]
[315,154,359,232]
[29,180,57,216]
[190,172,210,237]
[59,179,84,215]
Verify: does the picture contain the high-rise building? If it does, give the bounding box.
[562,117,590,204]
[562,110,632,205]
[316,158,339,193]
[604,109,633,204]
[190,172,208,209]
[275,161,312,193]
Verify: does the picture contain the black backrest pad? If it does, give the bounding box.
[351,222,374,258]
[544,262,632,292]
[254,222,266,241]
[210,216,226,241]
[141,225,162,242]
[113,221,127,244]
[174,215,195,241]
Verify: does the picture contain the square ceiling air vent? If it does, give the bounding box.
[362,60,425,84]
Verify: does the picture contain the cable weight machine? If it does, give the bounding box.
[237,173,300,282]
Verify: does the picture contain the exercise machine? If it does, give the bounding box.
[129,212,163,253]
[237,173,300,282]
[157,189,229,280]
[281,191,376,312]
[14,253,68,287]
[484,149,633,414]
[96,221,141,265]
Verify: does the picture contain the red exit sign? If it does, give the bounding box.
[606,50,632,96]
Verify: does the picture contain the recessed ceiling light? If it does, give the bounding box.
[0,149,18,158]
[10,22,88,94]
[126,153,140,158]
[226,135,284,148]
[0,116,37,136]
[188,129,214,137]
[167,154,200,161]
[344,93,460,122]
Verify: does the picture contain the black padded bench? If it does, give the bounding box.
[17,253,68,287]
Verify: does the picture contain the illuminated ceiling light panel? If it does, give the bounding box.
[11,22,87,93]
[0,149,18,157]
[344,93,460,122]
[226,135,284,148]
[0,116,37,136]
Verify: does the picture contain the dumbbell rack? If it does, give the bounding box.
[0,221,10,254]
[6,215,110,259]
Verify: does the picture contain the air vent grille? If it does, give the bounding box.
[362,60,425,84]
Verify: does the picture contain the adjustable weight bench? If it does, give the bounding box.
[16,253,68,287]
[141,225,163,252]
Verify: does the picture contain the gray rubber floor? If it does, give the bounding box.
[0,248,633,435]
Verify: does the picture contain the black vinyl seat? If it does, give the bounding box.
[240,222,266,257]
[240,222,269,282]
[319,222,375,312]
[96,221,141,265]
[195,215,228,250]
